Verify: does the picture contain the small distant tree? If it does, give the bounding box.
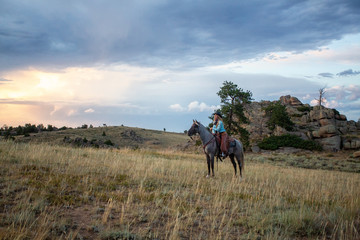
[163,128,166,132]
[102,131,106,136]
[37,124,45,132]
[47,124,54,131]
[24,124,38,134]
[81,124,88,129]
[16,125,23,135]
[89,124,93,128]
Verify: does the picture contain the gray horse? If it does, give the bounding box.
[188,120,244,178]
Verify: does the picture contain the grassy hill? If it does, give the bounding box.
[14,126,190,150]
[1,140,359,239]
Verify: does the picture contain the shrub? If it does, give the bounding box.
[258,134,322,151]
[104,140,114,146]
[297,105,311,112]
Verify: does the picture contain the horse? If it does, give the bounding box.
[188,120,245,178]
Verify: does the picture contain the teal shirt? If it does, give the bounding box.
[212,120,226,133]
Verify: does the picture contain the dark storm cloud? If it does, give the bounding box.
[318,73,334,78]
[1,0,360,70]
[337,69,360,77]
[0,78,12,83]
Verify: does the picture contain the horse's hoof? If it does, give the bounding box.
[206,175,210,178]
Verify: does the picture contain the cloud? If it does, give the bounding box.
[318,72,333,78]
[1,0,360,70]
[170,101,219,113]
[336,69,360,77]
[188,101,219,112]
[169,104,185,112]
[84,108,95,113]
[325,85,360,101]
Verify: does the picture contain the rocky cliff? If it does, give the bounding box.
[242,95,360,152]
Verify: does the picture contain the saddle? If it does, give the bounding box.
[214,134,236,153]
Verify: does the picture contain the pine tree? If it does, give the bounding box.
[212,81,253,147]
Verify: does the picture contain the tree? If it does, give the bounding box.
[213,81,253,147]
[47,124,54,131]
[263,101,294,131]
[316,87,326,107]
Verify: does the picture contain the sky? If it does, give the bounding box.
[1,0,359,132]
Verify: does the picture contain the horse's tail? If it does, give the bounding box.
[240,147,245,171]
[238,140,245,172]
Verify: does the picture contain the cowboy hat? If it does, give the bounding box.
[214,111,223,118]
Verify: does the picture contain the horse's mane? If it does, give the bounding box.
[195,120,211,134]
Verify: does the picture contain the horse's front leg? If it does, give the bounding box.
[210,154,215,177]
[206,154,211,178]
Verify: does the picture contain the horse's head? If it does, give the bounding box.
[188,120,200,137]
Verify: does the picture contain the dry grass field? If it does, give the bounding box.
[16,126,190,150]
[0,140,359,239]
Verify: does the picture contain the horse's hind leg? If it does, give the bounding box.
[229,154,237,177]
[235,153,244,178]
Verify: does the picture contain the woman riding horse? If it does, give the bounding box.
[211,111,229,158]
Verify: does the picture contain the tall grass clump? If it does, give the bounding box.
[0,141,359,239]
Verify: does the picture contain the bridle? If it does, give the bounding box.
[189,121,216,152]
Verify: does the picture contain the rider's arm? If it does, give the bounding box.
[212,122,219,133]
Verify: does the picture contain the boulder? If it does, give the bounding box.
[280,95,303,106]
[319,119,335,126]
[351,140,360,149]
[251,145,261,153]
[347,121,358,134]
[317,135,341,152]
[343,138,360,150]
[318,125,337,138]
[309,107,335,121]
[273,126,288,136]
[338,127,348,135]
[344,142,351,149]
[353,151,360,158]
[300,114,310,124]
[339,114,347,121]
[291,131,309,140]
[312,130,320,138]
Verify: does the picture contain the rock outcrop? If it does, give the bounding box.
[242,95,360,152]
